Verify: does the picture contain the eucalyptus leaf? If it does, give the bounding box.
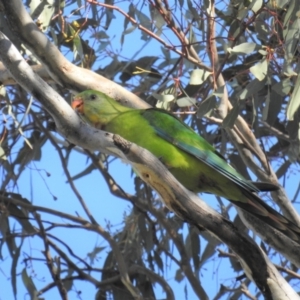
[153,93,174,109]
[175,268,184,282]
[272,78,292,96]
[153,250,164,272]
[197,95,217,118]
[249,0,263,13]
[0,146,6,160]
[30,0,55,32]
[250,58,268,81]
[21,268,39,300]
[238,78,266,100]
[227,42,258,55]
[262,89,270,121]
[176,97,196,107]
[67,25,84,61]
[287,73,300,120]
[189,69,212,85]
[200,237,217,267]
[222,101,240,128]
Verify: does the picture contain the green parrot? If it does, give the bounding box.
[72,90,300,242]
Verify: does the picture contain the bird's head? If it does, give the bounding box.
[71,90,105,114]
[71,90,130,128]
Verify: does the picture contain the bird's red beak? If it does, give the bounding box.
[71,97,84,114]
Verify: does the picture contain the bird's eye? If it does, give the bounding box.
[90,94,97,100]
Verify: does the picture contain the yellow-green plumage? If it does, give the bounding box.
[107,109,242,199]
[72,90,300,242]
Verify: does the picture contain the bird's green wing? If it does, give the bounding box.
[142,109,260,193]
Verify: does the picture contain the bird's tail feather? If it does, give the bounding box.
[231,192,300,243]
[251,182,279,192]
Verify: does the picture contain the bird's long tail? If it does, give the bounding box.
[231,192,300,243]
